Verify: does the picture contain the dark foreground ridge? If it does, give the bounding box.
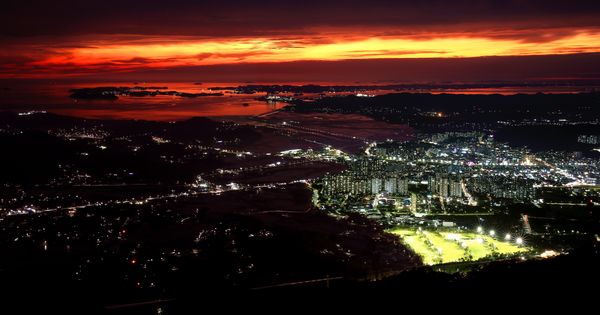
[2,239,597,314]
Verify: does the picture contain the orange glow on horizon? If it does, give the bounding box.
[5,28,600,78]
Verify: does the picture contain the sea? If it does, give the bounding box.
[0,80,597,122]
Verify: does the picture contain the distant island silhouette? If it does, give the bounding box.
[69,86,223,99]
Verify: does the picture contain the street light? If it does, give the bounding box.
[490,230,495,236]
[505,234,511,241]
[477,227,482,234]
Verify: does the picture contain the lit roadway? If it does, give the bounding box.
[276,123,370,142]
[536,158,583,186]
[252,207,312,215]
[461,181,477,206]
[363,141,378,156]
[250,276,344,290]
[250,114,370,154]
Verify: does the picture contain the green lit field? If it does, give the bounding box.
[390,228,529,265]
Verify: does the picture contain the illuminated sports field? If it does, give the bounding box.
[390,228,529,265]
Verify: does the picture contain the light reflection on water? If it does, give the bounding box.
[0,81,596,121]
[0,81,284,121]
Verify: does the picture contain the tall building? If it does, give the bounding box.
[578,135,600,144]
[466,175,534,200]
[383,176,408,195]
[429,173,462,198]
[449,179,463,198]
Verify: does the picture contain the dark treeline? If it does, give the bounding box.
[99,239,599,314]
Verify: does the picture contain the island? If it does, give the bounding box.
[68,86,222,100]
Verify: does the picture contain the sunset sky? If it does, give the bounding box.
[2,0,600,83]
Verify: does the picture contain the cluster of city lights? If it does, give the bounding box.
[477,226,523,245]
